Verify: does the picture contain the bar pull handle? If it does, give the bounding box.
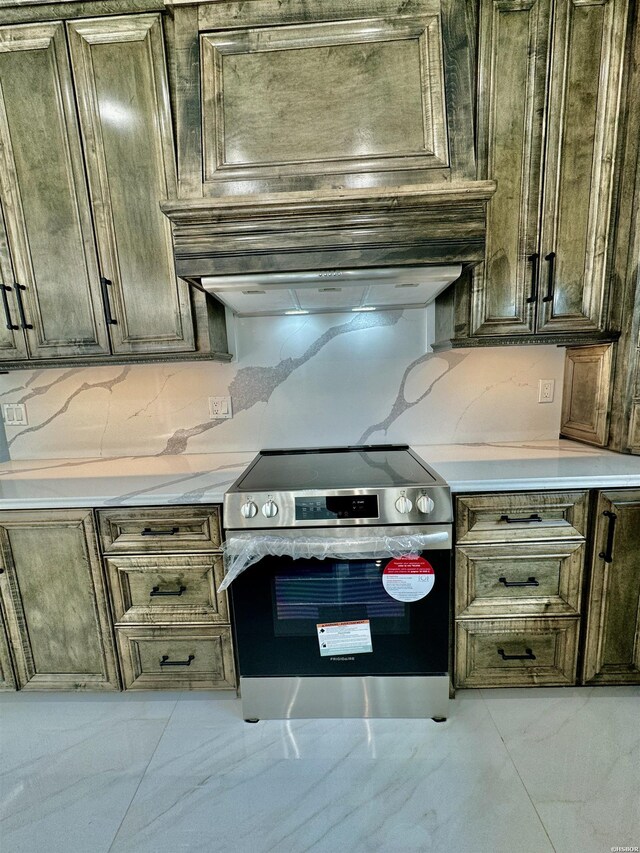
[14,284,32,329]
[542,252,556,302]
[150,585,186,597]
[100,277,117,325]
[499,514,543,524]
[526,253,539,303]
[141,527,179,536]
[598,510,617,563]
[160,654,194,667]
[498,647,536,661]
[0,285,19,330]
[498,576,539,588]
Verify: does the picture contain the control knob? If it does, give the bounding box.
[416,495,435,515]
[395,495,413,514]
[240,500,258,519]
[261,499,279,518]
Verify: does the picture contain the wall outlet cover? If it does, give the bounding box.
[538,379,555,403]
[2,402,28,426]
[209,396,233,419]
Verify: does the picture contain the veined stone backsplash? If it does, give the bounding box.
[0,310,565,460]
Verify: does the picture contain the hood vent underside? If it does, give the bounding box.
[201,265,462,317]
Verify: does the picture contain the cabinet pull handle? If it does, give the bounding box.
[160,654,194,667]
[498,647,536,661]
[1,285,19,330]
[526,253,539,303]
[499,514,543,524]
[150,585,186,597]
[100,277,118,325]
[141,526,179,536]
[14,284,33,329]
[598,510,617,563]
[498,576,539,588]
[542,252,556,302]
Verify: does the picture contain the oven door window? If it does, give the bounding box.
[273,560,409,637]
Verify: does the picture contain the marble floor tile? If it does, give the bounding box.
[108,691,552,853]
[0,692,179,853]
[481,686,640,853]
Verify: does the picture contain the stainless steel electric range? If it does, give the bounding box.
[223,445,452,721]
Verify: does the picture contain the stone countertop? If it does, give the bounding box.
[0,441,639,509]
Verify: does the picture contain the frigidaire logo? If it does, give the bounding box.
[330,656,355,661]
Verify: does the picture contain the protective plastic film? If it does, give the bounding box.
[219,530,450,591]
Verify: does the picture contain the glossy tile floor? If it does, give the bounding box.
[1,687,638,853]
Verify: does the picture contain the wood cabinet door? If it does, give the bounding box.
[67,15,195,356]
[537,0,628,333]
[471,0,551,337]
[582,489,640,684]
[0,23,110,360]
[0,200,26,362]
[0,608,17,690]
[0,509,119,690]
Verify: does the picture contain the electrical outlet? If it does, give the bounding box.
[538,379,555,403]
[2,402,28,426]
[209,396,233,419]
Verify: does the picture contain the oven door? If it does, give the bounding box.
[230,527,451,678]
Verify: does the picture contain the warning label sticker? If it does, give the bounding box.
[316,619,373,657]
[382,555,435,602]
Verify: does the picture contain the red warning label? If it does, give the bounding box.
[383,555,435,602]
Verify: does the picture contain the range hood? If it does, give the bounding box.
[200,264,462,317]
[162,181,496,316]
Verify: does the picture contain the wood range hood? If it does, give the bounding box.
[161,181,497,314]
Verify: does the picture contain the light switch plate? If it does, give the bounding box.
[209,396,232,419]
[2,402,28,426]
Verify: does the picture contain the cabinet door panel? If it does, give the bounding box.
[472,0,551,336]
[0,23,110,359]
[538,0,627,333]
[68,15,195,355]
[582,490,640,684]
[0,610,17,690]
[0,200,26,361]
[0,509,119,690]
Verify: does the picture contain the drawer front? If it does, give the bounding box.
[455,617,579,687]
[456,541,584,617]
[456,492,588,544]
[117,625,236,690]
[106,554,228,625]
[98,507,221,553]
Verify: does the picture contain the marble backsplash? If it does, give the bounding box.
[0,309,566,460]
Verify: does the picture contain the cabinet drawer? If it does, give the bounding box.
[455,617,579,688]
[116,625,236,690]
[455,541,584,618]
[98,507,221,554]
[106,554,228,625]
[456,492,588,544]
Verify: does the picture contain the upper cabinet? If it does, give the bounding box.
[67,15,194,356]
[436,0,629,346]
[0,13,228,369]
[0,22,110,361]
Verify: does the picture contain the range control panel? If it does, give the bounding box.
[295,495,379,521]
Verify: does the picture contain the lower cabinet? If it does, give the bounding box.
[0,509,119,690]
[116,625,236,690]
[0,612,16,690]
[454,488,640,688]
[97,506,236,691]
[455,617,580,687]
[582,490,640,684]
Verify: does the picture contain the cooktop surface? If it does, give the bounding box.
[233,445,439,492]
